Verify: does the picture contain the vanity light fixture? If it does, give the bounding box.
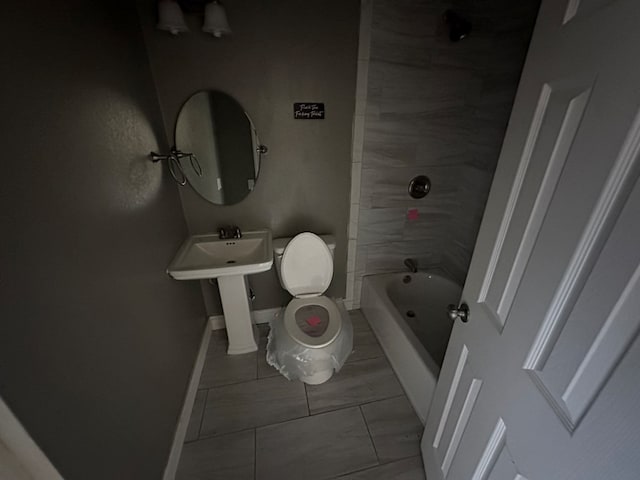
[156,0,189,35]
[156,0,231,38]
[202,1,232,37]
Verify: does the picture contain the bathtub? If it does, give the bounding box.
[361,272,462,423]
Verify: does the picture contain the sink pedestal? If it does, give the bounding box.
[217,274,257,354]
[166,230,272,354]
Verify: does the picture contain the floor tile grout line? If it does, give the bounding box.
[348,355,393,367]
[196,392,411,442]
[227,393,410,437]
[195,410,311,441]
[331,455,424,479]
[186,389,409,445]
[195,388,210,442]
[182,431,422,479]
[198,352,406,440]
[254,343,259,379]
[234,402,368,435]
[328,458,381,480]
[345,352,385,364]
[253,427,257,480]
[308,393,407,417]
[304,383,311,417]
[186,424,260,444]
[256,330,261,380]
[359,404,381,466]
[376,452,425,467]
[200,374,261,391]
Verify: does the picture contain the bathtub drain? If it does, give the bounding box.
[406,310,416,318]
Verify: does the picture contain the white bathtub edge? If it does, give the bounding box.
[361,275,440,424]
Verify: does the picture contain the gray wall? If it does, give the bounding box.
[138,0,360,315]
[0,2,206,479]
[355,0,539,285]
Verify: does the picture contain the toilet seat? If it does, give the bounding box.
[284,296,342,348]
[280,233,341,349]
[280,232,333,298]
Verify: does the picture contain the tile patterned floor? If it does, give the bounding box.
[177,310,426,480]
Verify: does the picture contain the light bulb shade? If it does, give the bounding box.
[157,0,189,35]
[203,2,231,37]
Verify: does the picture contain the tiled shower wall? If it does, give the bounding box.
[347,0,539,308]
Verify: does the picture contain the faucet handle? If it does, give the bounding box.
[218,225,242,239]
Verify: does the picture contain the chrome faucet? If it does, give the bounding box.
[218,225,242,240]
[404,258,418,273]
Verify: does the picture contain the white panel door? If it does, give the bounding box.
[422,0,640,479]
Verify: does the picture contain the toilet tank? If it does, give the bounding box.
[273,234,336,288]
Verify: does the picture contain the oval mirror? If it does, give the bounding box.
[175,91,264,205]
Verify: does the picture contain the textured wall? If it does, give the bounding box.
[138,0,360,315]
[350,0,539,304]
[0,2,206,479]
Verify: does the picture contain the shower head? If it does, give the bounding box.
[444,10,472,42]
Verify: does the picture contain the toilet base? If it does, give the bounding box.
[266,299,352,384]
[300,369,334,385]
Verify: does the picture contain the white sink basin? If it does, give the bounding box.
[167,230,273,280]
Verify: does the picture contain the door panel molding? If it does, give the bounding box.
[477,84,551,320]
[562,262,640,424]
[433,344,470,448]
[441,378,482,477]
[471,418,529,480]
[525,108,640,373]
[477,82,591,330]
[432,344,483,478]
[494,87,591,322]
[471,418,506,480]
[524,109,640,430]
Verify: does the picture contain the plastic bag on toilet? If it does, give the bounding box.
[265,300,353,382]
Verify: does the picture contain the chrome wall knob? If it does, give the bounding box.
[447,303,470,323]
[408,175,431,199]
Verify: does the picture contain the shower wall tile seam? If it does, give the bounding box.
[349,202,361,240]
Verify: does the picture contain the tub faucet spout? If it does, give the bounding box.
[404,258,418,273]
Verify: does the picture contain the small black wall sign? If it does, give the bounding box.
[294,103,325,119]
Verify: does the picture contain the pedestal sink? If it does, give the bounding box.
[167,230,273,354]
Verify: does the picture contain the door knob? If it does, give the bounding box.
[447,303,470,323]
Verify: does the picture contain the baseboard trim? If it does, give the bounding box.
[0,395,64,480]
[163,318,212,480]
[208,306,282,330]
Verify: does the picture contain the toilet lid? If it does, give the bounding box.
[280,232,333,297]
[284,296,342,348]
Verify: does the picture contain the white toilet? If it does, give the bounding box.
[268,232,352,385]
